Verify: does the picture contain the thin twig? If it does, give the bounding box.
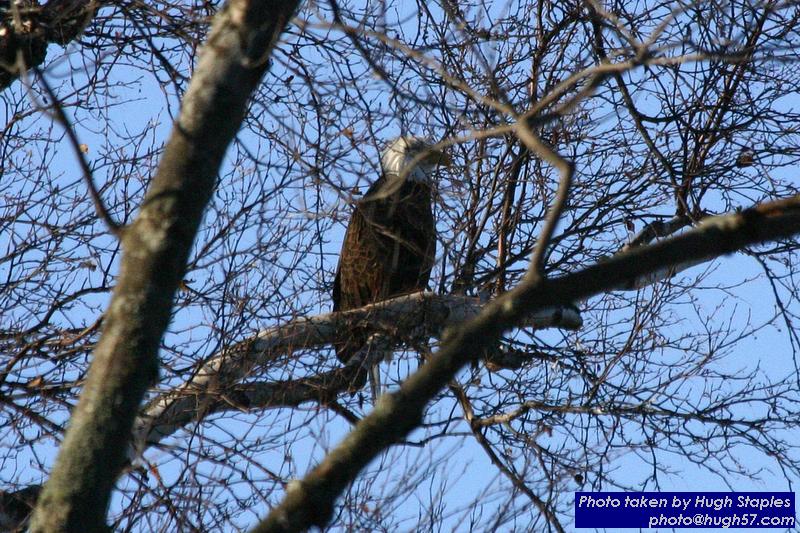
[515,126,574,279]
[34,68,123,236]
[451,383,566,533]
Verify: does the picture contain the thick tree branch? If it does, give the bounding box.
[616,215,711,289]
[28,1,299,531]
[132,293,581,455]
[254,194,800,532]
[0,297,578,532]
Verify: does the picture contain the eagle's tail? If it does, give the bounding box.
[366,345,391,402]
[369,365,382,403]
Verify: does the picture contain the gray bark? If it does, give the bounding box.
[132,293,581,455]
[254,194,800,532]
[28,1,299,531]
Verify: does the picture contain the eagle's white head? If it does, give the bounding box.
[380,137,450,184]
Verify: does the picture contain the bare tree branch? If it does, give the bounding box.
[254,193,800,532]
[0,295,579,532]
[4,0,800,530]
[452,384,566,533]
[28,1,299,530]
[132,292,581,455]
[34,67,122,235]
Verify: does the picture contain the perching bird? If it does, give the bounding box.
[333,137,449,398]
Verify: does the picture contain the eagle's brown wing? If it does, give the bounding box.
[333,206,387,312]
[333,181,435,364]
[377,184,435,297]
[333,203,389,364]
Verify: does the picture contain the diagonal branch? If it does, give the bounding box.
[28,1,300,531]
[34,67,122,235]
[452,384,566,533]
[132,293,581,455]
[0,297,580,532]
[253,194,800,532]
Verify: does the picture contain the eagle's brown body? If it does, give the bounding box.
[333,177,435,364]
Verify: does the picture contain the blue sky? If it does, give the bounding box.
[2,0,800,531]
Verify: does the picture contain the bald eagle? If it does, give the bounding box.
[333,137,448,395]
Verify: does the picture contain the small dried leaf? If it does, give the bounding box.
[148,463,162,483]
